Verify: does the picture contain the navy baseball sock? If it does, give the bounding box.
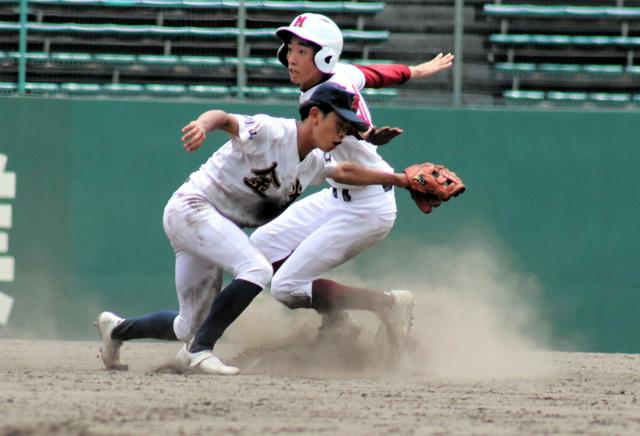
[189,279,262,353]
[111,310,179,341]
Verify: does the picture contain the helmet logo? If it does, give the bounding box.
[293,15,308,27]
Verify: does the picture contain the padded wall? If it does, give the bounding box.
[0,97,637,352]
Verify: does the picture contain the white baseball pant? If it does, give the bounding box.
[250,185,396,308]
[163,185,272,341]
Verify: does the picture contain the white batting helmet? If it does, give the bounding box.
[276,13,343,74]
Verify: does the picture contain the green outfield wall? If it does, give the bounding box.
[0,96,638,353]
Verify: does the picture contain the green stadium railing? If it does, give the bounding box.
[484,4,640,20]
[0,21,389,42]
[0,82,17,94]
[486,6,640,105]
[6,0,385,14]
[0,81,399,101]
[0,51,393,69]
[495,62,640,76]
[503,90,638,105]
[489,33,640,47]
[4,0,390,98]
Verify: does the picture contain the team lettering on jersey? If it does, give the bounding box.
[244,116,258,140]
[243,161,304,201]
[289,179,303,201]
[243,162,281,198]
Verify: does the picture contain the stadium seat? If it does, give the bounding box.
[25,82,59,94]
[93,54,137,64]
[503,90,545,102]
[581,65,625,75]
[546,91,589,102]
[188,84,230,98]
[589,92,632,103]
[484,4,640,20]
[0,82,17,93]
[496,62,627,76]
[143,83,186,95]
[137,54,180,66]
[627,66,640,75]
[495,63,537,75]
[271,86,301,99]
[7,51,50,61]
[60,82,103,95]
[504,90,638,106]
[489,34,640,47]
[180,56,225,67]
[102,83,145,95]
[51,52,93,62]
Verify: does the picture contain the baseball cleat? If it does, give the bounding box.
[94,311,128,371]
[176,344,239,376]
[381,290,415,354]
[317,310,361,341]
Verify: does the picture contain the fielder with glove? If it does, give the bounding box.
[404,162,466,213]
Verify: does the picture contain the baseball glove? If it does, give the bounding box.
[404,163,466,214]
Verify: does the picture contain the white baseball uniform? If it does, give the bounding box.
[164,113,336,341]
[250,63,397,308]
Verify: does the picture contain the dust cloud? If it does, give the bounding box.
[225,238,557,380]
[1,278,106,342]
[392,241,555,379]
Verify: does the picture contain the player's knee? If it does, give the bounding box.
[236,256,273,289]
[173,315,195,343]
[250,228,283,266]
[270,275,310,309]
[249,227,269,250]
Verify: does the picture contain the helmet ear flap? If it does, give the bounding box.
[314,47,338,74]
[278,41,337,73]
[277,43,288,67]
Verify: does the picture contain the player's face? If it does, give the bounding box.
[312,110,350,152]
[286,37,325,89]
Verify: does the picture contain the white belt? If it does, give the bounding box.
[331,185,393,202]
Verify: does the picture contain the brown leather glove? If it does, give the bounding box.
[404,163,466,213]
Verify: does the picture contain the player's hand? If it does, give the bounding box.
[181,120,207,152]
[363,126,403,146]
[409,52,454,79]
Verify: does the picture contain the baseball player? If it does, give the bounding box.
[249,13,455,348]
[95,82,418,375]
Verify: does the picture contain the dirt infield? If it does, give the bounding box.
[1,334,639,435]
[1,253,638,435]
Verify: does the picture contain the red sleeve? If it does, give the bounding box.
[355,64,412,88]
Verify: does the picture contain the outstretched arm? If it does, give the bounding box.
[351,53,453,147]
[355,52,454,88]
[180,110,240,152]
[408,52,454,80]
[327,162,409,188]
